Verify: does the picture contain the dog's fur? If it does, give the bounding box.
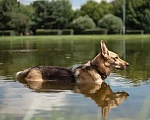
[16,40,129,84]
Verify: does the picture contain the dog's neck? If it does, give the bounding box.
[90,53,112,79]
[90,61,107,80]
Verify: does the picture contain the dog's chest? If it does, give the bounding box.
[74,68,103,83]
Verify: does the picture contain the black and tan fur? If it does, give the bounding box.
[16,40,129,84]
[73,40,129,84]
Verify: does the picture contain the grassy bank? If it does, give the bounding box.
[0,34,150,41]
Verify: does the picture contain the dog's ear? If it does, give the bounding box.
[100,40,109,57]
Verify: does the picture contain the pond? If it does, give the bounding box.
[0,37,150,120]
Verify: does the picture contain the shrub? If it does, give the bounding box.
[98,14,123,34]
[36,29,61,35]
[71,15,96,34]
[82,28,108,35]
[61,29,74,35]
[126,30,144,34]
[0,30,15,36]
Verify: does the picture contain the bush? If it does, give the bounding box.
[126,30,144,34]
[0,30,15,36]
[71,15,96,34]
[82,28,108,35]
[36,29,61,35]
[98,14,123,34]
[61,29,74,35]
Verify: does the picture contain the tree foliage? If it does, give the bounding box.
[98,14,123,34]
[112,0,150,33]
[32,0,73,30]
[142,9,150,33]
[0,0,33,34]
[0,0,150,34]
[80,0,113,24]
[71,15,96,34]
[0,0,18,29]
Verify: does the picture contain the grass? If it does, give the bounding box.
[0,34,150,41]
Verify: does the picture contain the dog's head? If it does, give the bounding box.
[91,40,129,76]
[100,40,129,70]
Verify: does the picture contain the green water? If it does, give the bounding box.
[0,37,150,120]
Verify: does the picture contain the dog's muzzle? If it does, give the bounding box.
[115,62,129,69]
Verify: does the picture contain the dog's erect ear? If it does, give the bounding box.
[100,40,109,57]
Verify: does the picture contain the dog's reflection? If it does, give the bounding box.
[75,82,129,120]
[17,78,129,120]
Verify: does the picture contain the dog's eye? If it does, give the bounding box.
[111,57,116,60]
[111,56,118,59]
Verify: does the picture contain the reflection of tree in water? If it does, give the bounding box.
[0,51,13,76]
[126,41,150,82]
[17,76,129,120]
[0,40,97,77]
[34,41,96,67]
[1,39,150,84]
[0,51,13,64]
[106,40,150,84]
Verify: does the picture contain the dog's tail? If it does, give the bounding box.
[15,68,31,82]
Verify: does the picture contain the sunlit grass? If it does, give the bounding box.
[0,34,150,41]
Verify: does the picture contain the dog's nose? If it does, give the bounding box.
[126,63,129,66]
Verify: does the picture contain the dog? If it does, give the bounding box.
[16,40,129,84]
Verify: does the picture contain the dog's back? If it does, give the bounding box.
[16,66,76,83]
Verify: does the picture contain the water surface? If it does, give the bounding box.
[0,37,150,120]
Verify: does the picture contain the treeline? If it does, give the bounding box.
[0,0,150,35]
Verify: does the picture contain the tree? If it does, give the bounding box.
[47,0,74,29]
[0,0,33,34]
[142,10,150,33]
[11,12,30,34]
[141,0,150,33]
[16,4,35,34]
[32,0,74,30]
[112,0,149,32]
[0,0,19,30]
[71,15,96,34]
[80,0,113,25]
[98,14,123,34]
[73,9,82,19]
[32,0,47,30]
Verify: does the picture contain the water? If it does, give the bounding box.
[0,38,150,120]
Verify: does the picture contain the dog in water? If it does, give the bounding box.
[16,40,129,84]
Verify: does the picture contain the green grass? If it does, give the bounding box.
[0,34,150,41]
